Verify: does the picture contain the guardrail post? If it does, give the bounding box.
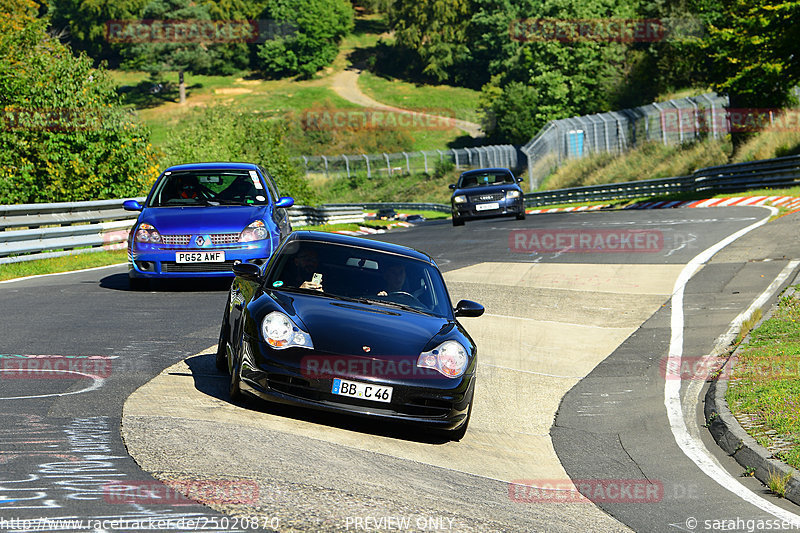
[383,153,391,175]
[452,149,459,169]
[301,156,309,178]
[403,152,410,174]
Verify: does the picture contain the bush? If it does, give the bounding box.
[160,105,317,205]
[257,0,354,78]
[0,3,160,204]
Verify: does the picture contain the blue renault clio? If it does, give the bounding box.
[123,162,294,289]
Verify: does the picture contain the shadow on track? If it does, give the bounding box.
[182,353,453,445]
[99,273,232,293]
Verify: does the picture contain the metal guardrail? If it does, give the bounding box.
[0,201,363,264]
[1,154,798,263]
[524,154,800,207]
[323,202,451,213]
[288,205,364,226]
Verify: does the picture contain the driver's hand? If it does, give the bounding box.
[377,290,387,296]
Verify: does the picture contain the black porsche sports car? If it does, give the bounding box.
[216,231,484,439]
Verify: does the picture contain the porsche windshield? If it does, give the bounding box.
[149,170,270,207]
[268,241,452,317]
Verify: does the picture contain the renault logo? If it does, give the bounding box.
[195,236,205,246]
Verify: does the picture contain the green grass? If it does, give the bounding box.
[0,250,127,282]
[358,70,482,124]
[726,288,800,470]
[310,167,461,204]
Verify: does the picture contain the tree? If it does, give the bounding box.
[257,0,354,78]
[389,0,471,82]
[47,0,150,64]
[0,0,160,203]
[116,0,252,102]
[704,0,799,109]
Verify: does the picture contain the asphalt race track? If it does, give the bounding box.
[2,206,800,532]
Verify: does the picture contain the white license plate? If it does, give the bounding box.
[475,202,500,211]
[332,378,392,403]
[176,251,225,263]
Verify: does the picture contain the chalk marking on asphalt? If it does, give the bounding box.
[665,206,800,524]
[0,263,126,284]
[0,369,105,400]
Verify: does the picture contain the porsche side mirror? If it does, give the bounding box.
[454,300,484,318]
[449,184,457,190]
[232,262,262,282]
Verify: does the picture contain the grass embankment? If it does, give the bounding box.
[541,121,800,191]
[726,288,800,471]
[309,167,460,204]
[110,14,480,157]
[357,70,481,123]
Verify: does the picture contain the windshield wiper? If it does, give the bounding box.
[356,297,426,314]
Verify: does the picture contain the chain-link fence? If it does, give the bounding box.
[521,93,730,189]
[294,145,521,179]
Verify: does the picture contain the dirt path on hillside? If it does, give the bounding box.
[330,68,483,137]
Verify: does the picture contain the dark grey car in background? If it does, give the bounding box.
[449,168,525,226]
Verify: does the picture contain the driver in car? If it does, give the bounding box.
[377,262,407,296]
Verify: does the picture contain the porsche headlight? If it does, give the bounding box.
[134,223,162,244]
[417,340,469,378]
[239,220,269,242]
[506,190,521,199]
[261,311,313,350]
[453,195,467,204]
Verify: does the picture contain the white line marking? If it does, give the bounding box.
[682,260,800,446]
[0,263,126,284]
[664,205,800,524]
[0,368,105,400]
